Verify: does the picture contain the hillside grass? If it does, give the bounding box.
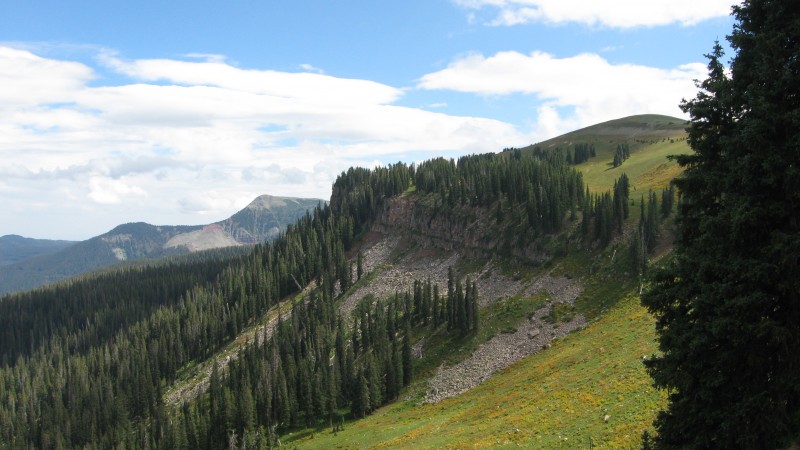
[534,114,687,148]
[518,113,690,194]
[284,291,663,449]
[578,138,689,193]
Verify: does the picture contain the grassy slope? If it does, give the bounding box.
[532,114,687,150]
[579,138,688,194]
[286,292,662,449]
[528,114,690,193]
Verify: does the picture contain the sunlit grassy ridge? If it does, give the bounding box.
[534,114,687,148]
[285,292,663,449]
[578,138,688,193]
[526,114,690,193]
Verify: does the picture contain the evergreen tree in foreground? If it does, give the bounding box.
[642,1,800,448]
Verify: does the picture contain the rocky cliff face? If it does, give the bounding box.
[372,193,550,263]
[101,222,200,261]
[219,195,324,244]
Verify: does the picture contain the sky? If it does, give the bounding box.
[1,0,737,240]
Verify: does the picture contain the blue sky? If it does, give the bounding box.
[1,0,735,240]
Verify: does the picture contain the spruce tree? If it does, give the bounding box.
[351,370,369,418]
[456,280,467,336]
[356,250,363,281]
[470,280,479,335]
[465,277,474,334]
[642,1,800,447]
[402,319,413,387]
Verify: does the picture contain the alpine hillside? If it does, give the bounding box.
[0,115,688,449]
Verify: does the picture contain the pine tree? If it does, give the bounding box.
[433,284,441,326]
[470,280,479,335]
[446,267,455,330]
[465,277,474,335]
[401,320,413,387]
[238,378,256,433]
[351,370,369,418]
[422,280,432,325]
[209,360,225,446]
[356,250,364,281]
[455,280,467,336]
[365,353,382,412]
[642,2,800,447]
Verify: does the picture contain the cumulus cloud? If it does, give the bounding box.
[453,0,734,28]
[177,192,243,214]
[0,47,93,106]
[88,177,147,204]
[0,46,525,239]
[299,63,325,74]
[99,53,403,106]
[418,50,705,135]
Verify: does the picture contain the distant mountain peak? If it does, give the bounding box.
[245,194,311,210]
[0,194,324,295]
[222,195,325,244]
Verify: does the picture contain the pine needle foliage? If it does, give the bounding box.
[642,1,800,447]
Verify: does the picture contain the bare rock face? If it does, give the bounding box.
[218,195,324,244]
[164,224,241,251]
[372,195,549,264]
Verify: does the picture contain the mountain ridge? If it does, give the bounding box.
[0,234,77,266]
[0,194,324,295]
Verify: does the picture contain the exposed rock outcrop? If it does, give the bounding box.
[372,194,550,264]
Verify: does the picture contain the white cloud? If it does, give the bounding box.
[177,192,242,214]
[299,63,325,74]
[418,50,705,135]
[532,105,579,141]
[99,53,402,106]
[88,176,147,204]
[0,46,93,106]
[183,53,228,64]
[453,0,734,28]
[0,46,527,239]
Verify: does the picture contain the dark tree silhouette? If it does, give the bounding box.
[642,1,800,447]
